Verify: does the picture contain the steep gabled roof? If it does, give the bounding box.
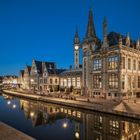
[44,62,56,69]
[20,70,24,77]
[34,60,43,74]
[26,65,31,72]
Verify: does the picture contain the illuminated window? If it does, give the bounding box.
[68,110,71,115]
[93,59,101,71]
[108,56,118,70]
[109,120,119,135]
[93,75,102,89]
[72,78,76,87]
[73,111,76,116]
[68,78,71,87]
[128,58,131,70]
[77,111,81,118]
[60,79,63,86]
[108,74,118,89]
[64,79,67,87]
[94,115,103,130]
[77,77,81,87]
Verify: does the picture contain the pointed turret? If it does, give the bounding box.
[86,8,96,38]
[126,33,130,47]
[103,16,108,47]
[74,28,80,44]
[119,34,122,47]
[136,38,140,50]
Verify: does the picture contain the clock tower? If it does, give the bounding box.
[74,29,80,69]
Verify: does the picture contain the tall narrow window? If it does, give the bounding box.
[122,75,125,89]
[138,76,140,88]
[133,60,136,70]
[63,79,67,87]
[72,78,76,87]
[60,78,63,86]
[93,75,102,89]
[55,79,57,84]
[108,74,118,89]
[68,78,71,87]
[128,58,131,70]
[93,59,101,71]
[108,56,118,70]
[138,61,140,71]
[50,79,53,84]
[77,77,81,88]
[122,57,125,69]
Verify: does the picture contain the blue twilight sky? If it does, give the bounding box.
[0,0,140,76]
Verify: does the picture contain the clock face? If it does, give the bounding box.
[75,45,79,50]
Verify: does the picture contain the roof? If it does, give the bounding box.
[20,70,24,77]
[34,60,43,74]
[107,32,136,47]
[44,62,56,69]
[59,69,82,77]
[3,75,18,78]
[26,65,31,72]
[47,69,66,75]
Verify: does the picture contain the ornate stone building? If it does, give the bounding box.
[82,9,140,99]
[19,8,140,99]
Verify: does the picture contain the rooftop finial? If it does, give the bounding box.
[86,7,96,38]
[74,27,80,44]
[126,32,130,47]
[136,38,140,50]
[119,34,122,47]
[103,16,108,47]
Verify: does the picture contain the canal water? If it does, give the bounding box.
[0,93,140,140]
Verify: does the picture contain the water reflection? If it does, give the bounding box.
[19,99,140,140]
[1,94,140,140]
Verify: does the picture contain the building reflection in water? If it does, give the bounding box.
[20,99,140,140]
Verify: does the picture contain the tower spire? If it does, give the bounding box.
[74,27,80,44]
[126,33,130,47]
[74,27,80,69]
[103,16,108,47]
[119,34,122,47]
[136,38,140,50]
[86,8,96,38]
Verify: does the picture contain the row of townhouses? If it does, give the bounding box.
[19,59,82,94]
[2,75,18,88]
[19,8,140,99]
